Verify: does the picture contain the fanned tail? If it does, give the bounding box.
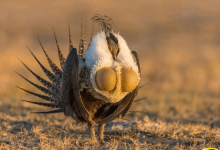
[17,58,58,94]
[15,25,80,115]
[15,71,57,99]
[16,86,58,103]
[16,27,85,115]
[37,37,62,79]
[26,46,60,88]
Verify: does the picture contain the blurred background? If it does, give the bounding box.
[1,0,220,122]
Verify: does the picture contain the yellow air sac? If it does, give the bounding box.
[96,67,116,91]
[121,67,138,92]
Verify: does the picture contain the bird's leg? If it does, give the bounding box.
[88,122,97,142]
[98,123,105,142]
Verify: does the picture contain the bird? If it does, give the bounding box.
[16,15,142,142]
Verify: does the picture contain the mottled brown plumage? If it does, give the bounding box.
[16,15,141,142]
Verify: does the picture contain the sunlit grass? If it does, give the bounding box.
[0,0,220,149]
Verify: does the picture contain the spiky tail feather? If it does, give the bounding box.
[17,58,58,94]
[27,46,59,86]
[134,97,148,103]
[15,71,57,99]
[53,28,65,69]
[17,31,70,113]
[22,100,61,108]
[37,37,62,78]
[16,86,57,103]
[32,109,63,114]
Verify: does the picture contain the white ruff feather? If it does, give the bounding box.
[84,31,140,103]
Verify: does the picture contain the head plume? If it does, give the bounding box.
[91,15,119,60]
[91,14,114,34]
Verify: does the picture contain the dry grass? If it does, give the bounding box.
[0,97,219,149]
[0,0,220,149]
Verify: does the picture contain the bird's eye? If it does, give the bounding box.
[96,67,116,91]
[121,67,138,92]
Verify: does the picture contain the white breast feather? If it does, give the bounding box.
[84,31,140,103]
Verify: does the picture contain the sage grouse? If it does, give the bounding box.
[16,15,141,142]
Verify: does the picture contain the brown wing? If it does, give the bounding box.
[94,88,138,124]
[94,51,141,124]
[131,51,141,76]
[60,47,93,123]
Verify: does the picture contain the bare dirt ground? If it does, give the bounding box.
[1,1,220,149]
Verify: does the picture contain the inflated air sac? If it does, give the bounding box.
[96,67,116,91]
[121,67,138,92]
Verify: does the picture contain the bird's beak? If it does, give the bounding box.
[112,53,117,60]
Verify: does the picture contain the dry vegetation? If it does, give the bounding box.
[0,0,220,149]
